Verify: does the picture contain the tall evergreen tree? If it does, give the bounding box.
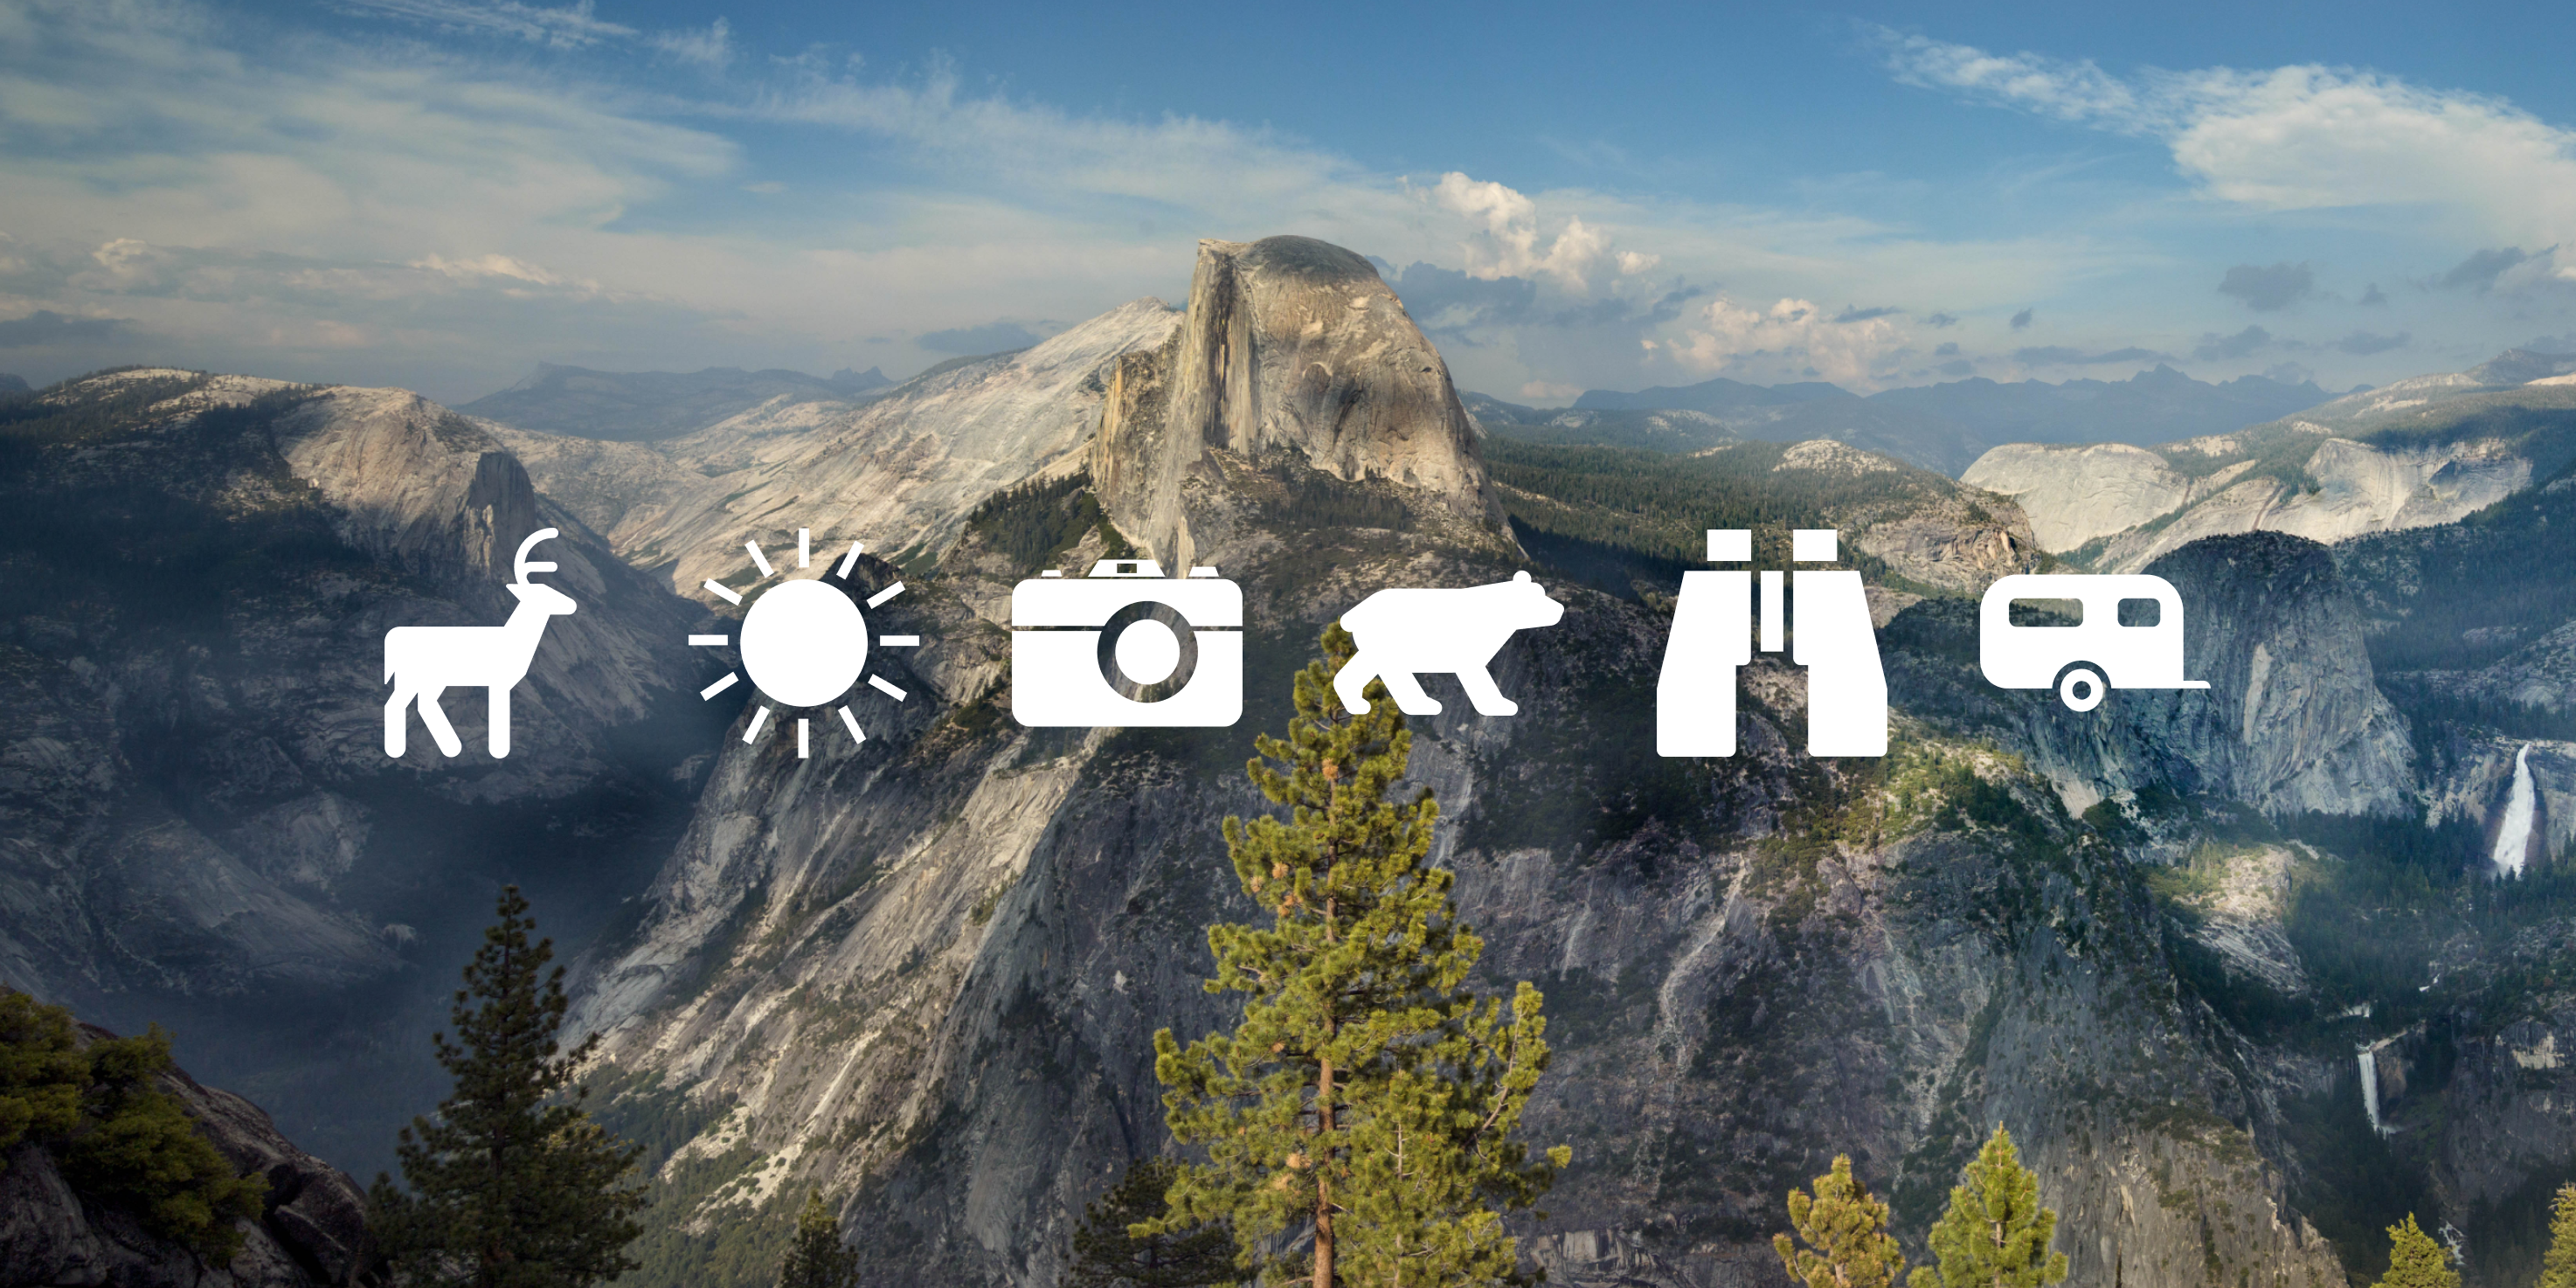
[370,886,647,1288]
[1908,1125,2067,1288]
[1151,624,1569,1288]
[1063,1158,1234,1288]
[778,1189,859,1288]
[1775,1154,1907,1288]
[2376,1215,2458,1288]
[2541,1185,2576,1288]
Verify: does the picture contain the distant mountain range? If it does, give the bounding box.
[459,363,893,440]
[1472,364,2339,475]
[0,371,30,396]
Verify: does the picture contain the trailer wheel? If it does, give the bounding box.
[2057,664,2107,712]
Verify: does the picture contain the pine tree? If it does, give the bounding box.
[2541,1185,2576,1288]
[1908,1125,2067,1288]
[63,1023,267,1264]
[778,1189,859,1288]
[370,886,647,1288]
[1063,1158,1234,1288]
[1775,1154,1906,1288]
[2376,1215,2458,1288]
[1150,624,1569,1288]
[0,987,87,1165]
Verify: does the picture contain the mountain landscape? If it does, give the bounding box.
[1468,364,2337,475]
[8,234,2576,1288]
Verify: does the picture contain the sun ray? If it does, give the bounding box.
[688,634,728,646]
[798,528,810,568]
[839,706,866,745]
[797,717,809,758]
[835,541,864,579]
[744,705,771,743]
[866,581,905,608]
[703,580,742,606]
[745,540,773,578]
[879,634,920,647]
[868,675,907,702]
[700,673,739,700]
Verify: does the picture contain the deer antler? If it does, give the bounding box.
[513,528,561,585]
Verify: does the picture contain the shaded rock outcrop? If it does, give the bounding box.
[0,1020,373,1288]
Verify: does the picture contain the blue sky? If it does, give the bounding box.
[2,0,2573,405]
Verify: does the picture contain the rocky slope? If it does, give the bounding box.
[0,368,717,1170]
[562,236,2412,1288]
[0,1012,374,1288]
[1964,355,2576,569]
[490,299,1182,593]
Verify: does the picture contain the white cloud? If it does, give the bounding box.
[1423,172,1613,291]
[335,0,635,48]
[1875,28,2576,255]
[650,17,730,67]
[1652,295,1915,385]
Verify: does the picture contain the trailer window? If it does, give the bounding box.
[2118,598,2161,627]
[2008,598,2082,627]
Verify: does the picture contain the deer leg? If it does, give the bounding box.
[385,685,411,758]
[419,687,464,757]
[488,685,511,758]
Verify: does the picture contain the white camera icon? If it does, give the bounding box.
[1010,558,1243,727]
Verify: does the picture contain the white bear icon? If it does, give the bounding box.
[1333,571,1565,717]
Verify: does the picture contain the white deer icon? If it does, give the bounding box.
[383,528,578,759]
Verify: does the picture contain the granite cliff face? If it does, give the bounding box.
[0,368,715,1169]
[2020,532,2415,818]
[1091,236,1503,569]
[1966,431,2546,569]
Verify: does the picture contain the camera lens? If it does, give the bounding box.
[1097,601,1198,702]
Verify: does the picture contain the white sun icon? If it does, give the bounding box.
[690,528,920,757]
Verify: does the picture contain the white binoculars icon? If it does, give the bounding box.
[1657,528,1887,758]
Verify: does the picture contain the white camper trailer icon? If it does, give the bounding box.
[1979,573,2210,711]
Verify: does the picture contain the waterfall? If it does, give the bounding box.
[2492,744,2537,878]
[2358,1047,2386,1136]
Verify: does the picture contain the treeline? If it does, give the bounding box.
[961,469,1133,572]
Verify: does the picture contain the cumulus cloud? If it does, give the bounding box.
[1423,173,1615,291]
[0,309,133,347]
[1832,305,1902,322]
[1924,312,1961,328]
[2265,362,2314,384]
[2331,330,2411,355]
[1873,27,2576,260]
[1652,295,1914,385]
[2217,261,2316,311]
[2192,324,2273,360]
[2010,308,2034,330]
[2359,282,2388,305]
